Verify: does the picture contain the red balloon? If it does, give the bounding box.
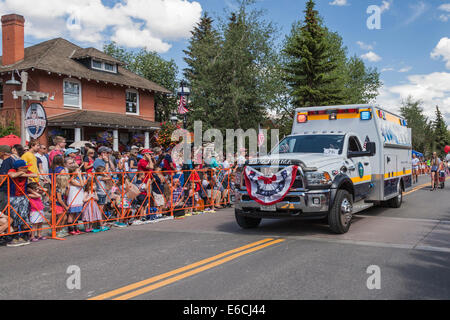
[445,145,450,154]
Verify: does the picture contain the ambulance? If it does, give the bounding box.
[235,105,412,234]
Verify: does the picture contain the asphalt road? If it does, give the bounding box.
[0,175,449,300]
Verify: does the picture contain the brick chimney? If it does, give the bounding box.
[1,14,25,66]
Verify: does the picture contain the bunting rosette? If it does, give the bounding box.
[244,165,298,206]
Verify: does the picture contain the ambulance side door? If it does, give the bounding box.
[347,135,372,201]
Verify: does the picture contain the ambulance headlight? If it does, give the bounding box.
[306,171,332,186]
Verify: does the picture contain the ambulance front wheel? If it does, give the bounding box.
[328,189,353,234]
[235,209,262,229]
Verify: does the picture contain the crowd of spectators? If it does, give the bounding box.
[0,136,246,247]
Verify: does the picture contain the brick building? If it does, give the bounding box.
[0,14,170,150]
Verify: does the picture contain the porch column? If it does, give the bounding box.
[145,131,150,149]
[74,128,81,142]
[113,129,119,152]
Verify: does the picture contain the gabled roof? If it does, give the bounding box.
[0,38,170,94]
[47,110,160,130]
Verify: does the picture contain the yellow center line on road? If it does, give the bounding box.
[113,239,285,300]
[404,176,450,196]
[89,238,280,300]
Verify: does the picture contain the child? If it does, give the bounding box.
[66,166,85,235]
[82,179,108,233]
[94,166,112,221]
[151,167,167,217]
[55,174,69,238]
[7,160,38,247]
[185,180,198,216]
[27,182,47,241]
[115,176,133,226]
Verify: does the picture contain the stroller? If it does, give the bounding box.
[439,170,446,189]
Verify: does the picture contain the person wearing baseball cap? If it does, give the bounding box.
[64,148,79,157]
[138,149,154,183]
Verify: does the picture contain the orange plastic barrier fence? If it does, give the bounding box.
[0,168,235,240]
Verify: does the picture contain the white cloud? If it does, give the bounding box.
[0,0,202,53]
[376,72,450,123]
[438,4,450,21]
[439,14,450,22]
[404,1,427,25]
[361,51,382,62]
[398,66,412,73]
[439,3,450,12]
[329,0,348,6]
[381,66,412,73]
[357,41,374,51]
[431,37,450,69]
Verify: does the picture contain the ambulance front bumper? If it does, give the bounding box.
[235,189,330,216]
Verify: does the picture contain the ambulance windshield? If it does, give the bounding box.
[272,135,345,155]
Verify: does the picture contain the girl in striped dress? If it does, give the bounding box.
[82,179,105,233]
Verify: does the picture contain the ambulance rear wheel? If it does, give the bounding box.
[328,190,353,234]
[388,188,403,208]
[235,210,262,229]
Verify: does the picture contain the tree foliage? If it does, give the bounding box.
[277,0,381,134]
[0,120,19,137]
[103,42,179,122]
[183,0,282,133]
[400,96,431,153]
[432,106,450,156]
[283,0,344,109]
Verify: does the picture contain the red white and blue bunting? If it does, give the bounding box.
[244,165,298,206]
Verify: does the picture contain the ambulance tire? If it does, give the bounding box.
[388,187,403,208]
[328,190,353,234]
[235,210,262,229]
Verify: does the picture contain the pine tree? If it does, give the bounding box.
[283,0,345,108]
[432,106,450,156]
[183,12,222,130]
[400,96,429,152]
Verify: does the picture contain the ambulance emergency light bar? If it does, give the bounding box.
[297,108,372,123]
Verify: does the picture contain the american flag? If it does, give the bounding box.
[178,95,189,114]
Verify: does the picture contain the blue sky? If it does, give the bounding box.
[1,0,449,122]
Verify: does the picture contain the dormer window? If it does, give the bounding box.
[91,59,117,73]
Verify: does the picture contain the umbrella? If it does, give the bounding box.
[69,141,93,148]
[412,150,423,158]
[0,134,21,147]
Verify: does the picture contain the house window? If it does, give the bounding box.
[104,63,115,72]
[92,60,103,69]
[126,90,139,115]
[91,59,117,73]
[64,79,82,108]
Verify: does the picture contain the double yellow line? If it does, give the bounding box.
[89,238,285,300]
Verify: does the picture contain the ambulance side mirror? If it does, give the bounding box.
[366,142,376,157]
[348,142,376,158]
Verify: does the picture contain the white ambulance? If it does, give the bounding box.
[235,105,412,234]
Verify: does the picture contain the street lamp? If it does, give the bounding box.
[177,80,190,129]
[170,113,178,125]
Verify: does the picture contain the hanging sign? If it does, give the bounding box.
[24,103,47,140]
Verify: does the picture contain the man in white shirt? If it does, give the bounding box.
[412,154,420,184]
